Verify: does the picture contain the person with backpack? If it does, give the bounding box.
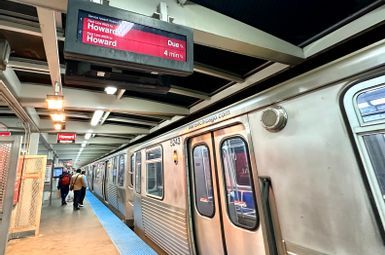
[57,169,71,205]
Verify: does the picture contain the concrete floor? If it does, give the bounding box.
[5,197,119,255]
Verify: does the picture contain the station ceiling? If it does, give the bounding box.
[0,0,383,167]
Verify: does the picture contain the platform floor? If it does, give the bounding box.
[5,191,156,255]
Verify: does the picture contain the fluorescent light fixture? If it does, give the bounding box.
[46,95,64,110]
[370,98,385,106]
[53,122,65,131]
[105,86,117,95]
[84,130,93,140]
[81,141,87,148]
[50,112,66,122]
[91,110,104,126]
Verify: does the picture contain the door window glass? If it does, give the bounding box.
[221,137,258,229]
[112,157,117,184]
[192,145,214,217]
[146,146,163,198]
[135,152,142,193]
[363,134,385,201]
[129,154,134,187]
[117,155,125,186]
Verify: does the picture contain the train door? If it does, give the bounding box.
[189,124,265,255]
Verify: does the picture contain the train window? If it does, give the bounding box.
[107,159,113,181]
[112,156,117,184]
[129,154,134,188]
[146,146,163,199]
[357,86,385,123]
[363,134,385,201]
[117,155,125,186]
[221,137,258,230]
[135,152,142,194]
[192,145,214,217]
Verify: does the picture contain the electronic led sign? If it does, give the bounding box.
[64,1,193,76]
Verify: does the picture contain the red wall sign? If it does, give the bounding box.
[57,133,76,143]
[0,131,11,137]
[81,15,187,62]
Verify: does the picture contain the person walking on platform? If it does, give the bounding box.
[57,169,71,205]
[70,169,86,210]
[79,170,87,207]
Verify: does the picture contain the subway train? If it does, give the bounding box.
[82,39,385,255]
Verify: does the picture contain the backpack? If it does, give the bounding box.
[60,174,71,186]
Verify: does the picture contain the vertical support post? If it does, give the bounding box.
[27,133,40,155]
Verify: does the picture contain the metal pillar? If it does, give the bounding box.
[28,133,40,155]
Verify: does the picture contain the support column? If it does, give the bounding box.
[28,133,40,155]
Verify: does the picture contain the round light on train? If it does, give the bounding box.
[173,150,178,165]
[261,106,287,132]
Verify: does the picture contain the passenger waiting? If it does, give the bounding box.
[79,170,87,207]
[70,169,86,210]
[57,169,71,206]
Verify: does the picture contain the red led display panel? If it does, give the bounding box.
[80,11,187,62]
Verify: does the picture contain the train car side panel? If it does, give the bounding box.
[248,82,384,254]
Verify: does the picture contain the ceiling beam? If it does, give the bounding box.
[38,119,149,134]
[194,62,244,83]
[19,84,189,116]
[106,117,158,126]
[7,57,66,75]
[0,13,64,39]
[37,7,62,92]
[46,134,130,144]
[169,85,209,100]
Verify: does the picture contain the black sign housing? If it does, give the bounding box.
[64,0,194,76]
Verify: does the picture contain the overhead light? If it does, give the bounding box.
[50,112,66,122]
[79,147,84,153]
[370,98,385,106]
[91,110,104,126]
[84,132,92,140]
[53,122,65,131]
[46,95,64,110]
[81,141,87,148]
[105,86,117,95]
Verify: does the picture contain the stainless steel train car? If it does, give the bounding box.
[83,149,135,226]
[83,39,385,254]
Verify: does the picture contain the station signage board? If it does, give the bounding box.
[57,133,76,144]
[0,131,11,137]
[64,1,194,76]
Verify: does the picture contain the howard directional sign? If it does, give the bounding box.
[0,131,11,137]
[64,1,193,76]
[57,133,76,144]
